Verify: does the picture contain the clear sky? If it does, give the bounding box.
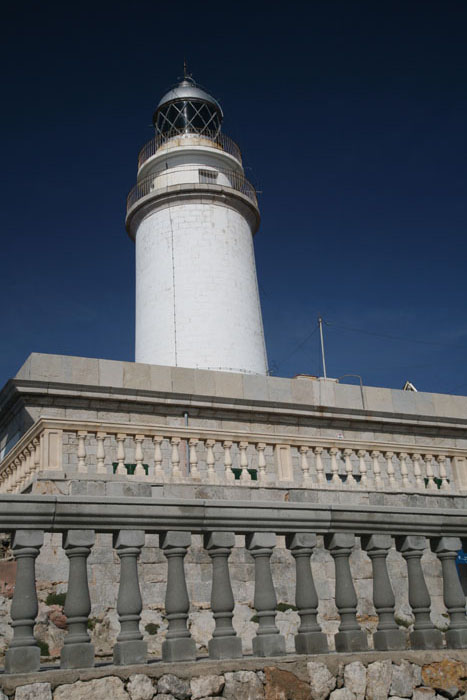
[2,1,467,395]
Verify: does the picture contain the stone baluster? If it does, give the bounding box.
[33,437,40,473]
[299,446,312,487]
[4,530,44,674]
[96,432,107,474]
[398,452,410,488]
[357,450,368,488]
[246,532,286,656]
[134,434,146,477]
[205,439,217,483]
[115,433,127,475]
[412,453,424,488]
[12,458,21,492]
[113,530,147,664]
[160,531,196,661]
[314,447,327,486]
[239,441,251,483]
[4,465,14,493]
[329,448,341,485]
[385,451,396,488]
[324,533,368,652]
[223,440,235,483]
[256,443,267,485]
[431,536,467,648]
[396,535,443,649]
[18,451,27,490]
[24,447,34,484]
[436,455,449,491]
[153,436,164,482]
[77,431,88,474]
[61,530,96,668]
[170,437,182,482]
[361,535,405,650]
[188,438,201,481]
[343,448,356,486]
[286,533,328,653]
[424,454,436,490]
[204,532,242,659]
[371,450,383,489]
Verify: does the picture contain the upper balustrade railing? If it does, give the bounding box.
[1,417,465,495]
[137,129,243,170]
[126,165,258,213]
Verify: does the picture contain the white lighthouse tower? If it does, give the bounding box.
[126,75,268,375]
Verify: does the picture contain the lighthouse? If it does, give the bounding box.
[126,75,268,375]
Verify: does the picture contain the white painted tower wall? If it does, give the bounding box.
[128,137,268,374]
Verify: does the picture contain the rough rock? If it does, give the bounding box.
[344,662,366,700]
[390,661,417,698]
[154,696,176,700]
[128,674,156,700]
[16,683,52,700]
[264,667,311,700]
[223,671,264,700]
[412,690,436,699]
[307,662,336,700]
[54,677,129,700]
[48,606,67,629]
[329,690,356,700]
[191,676,224,699]
[422,660,467,696]
[366,660,393,700]
[158,675,191,700]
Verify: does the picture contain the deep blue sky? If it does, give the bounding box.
[2,1,467,395]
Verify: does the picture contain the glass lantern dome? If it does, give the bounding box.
[153,77,223,139]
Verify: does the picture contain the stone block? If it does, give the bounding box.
[268,377,293,403]
[98,359,124,388]
[150,364,173,392]
[194,368,216,397]
[390,660,418,698]
[410,628,443,650]
[396,535,427,553]
[208,635,242,659]
[252,632,286,656]
[373,628,406,651]
[113,530,146,548]
[60,641,95,669]
[15,683,52,700]
[334,629,368,653]
[264,667,312,700]
[113,639,147,665]
[223,671,264,700]
[324,533,355,550]
[12,529,44,549]
[344,661,366,700]
[366,659,393,700]
[158,674,191,698]
[286,532,317,550]
[243,374,269,401]
[246,532,276,550]
[191,675,225,699]
[214,370,244,399]
[106,481,152,498]
[127,674,155,700]
[4,646,40,674]
[430,536,462,554]
[361,534,393,551]
[171,367,195,395]
[295,630,329,654]
[161,637,196,662]
[307,661,336,700]
[330,691,356,700]
[54,677,129,700]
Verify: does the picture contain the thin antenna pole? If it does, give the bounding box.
[318,315,327,379]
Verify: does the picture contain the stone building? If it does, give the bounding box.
[0,75,466,699]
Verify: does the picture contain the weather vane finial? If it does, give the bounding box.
[183,59,192,81]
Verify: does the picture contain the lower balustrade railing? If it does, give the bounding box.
[1,418,465,494]
[0,494,467,674]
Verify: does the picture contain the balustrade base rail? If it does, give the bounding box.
[0,494,466,676]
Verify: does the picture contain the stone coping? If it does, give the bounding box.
[1,650,465,694]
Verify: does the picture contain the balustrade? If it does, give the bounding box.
[0,418,464,494]
[1,494,467,675]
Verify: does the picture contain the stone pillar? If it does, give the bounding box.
[246,532,286,657]
[160,531,196,662]
[60,530,95,669]
[361,534,405,650]
[324,533,368,652]
[113,530,147,664]
[204,531,242,659]
[286,533,328,654]
[396,535,443,649]
[5,530,44,674]
[431,536,467,648]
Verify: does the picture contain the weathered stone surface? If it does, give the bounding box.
[16,683,52,700]
[329,690,356,700]
[48,606,67,630]
[223,671,264,700]
[366,660,393,700]
[422,660,467,695]
[307,661,336,700]
[158,675,191,700]
[128,674,156,700]
[154,696,176,700]
[390,661,417,697]
[264,667,311,700]
[191,676,225,699]
[54,677,129,700]
[412,689,436,699]
[343,662,366,700]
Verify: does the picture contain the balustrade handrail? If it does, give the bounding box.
[126,165,258,212]
[137,129,242,169]
[0,493,466,535]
